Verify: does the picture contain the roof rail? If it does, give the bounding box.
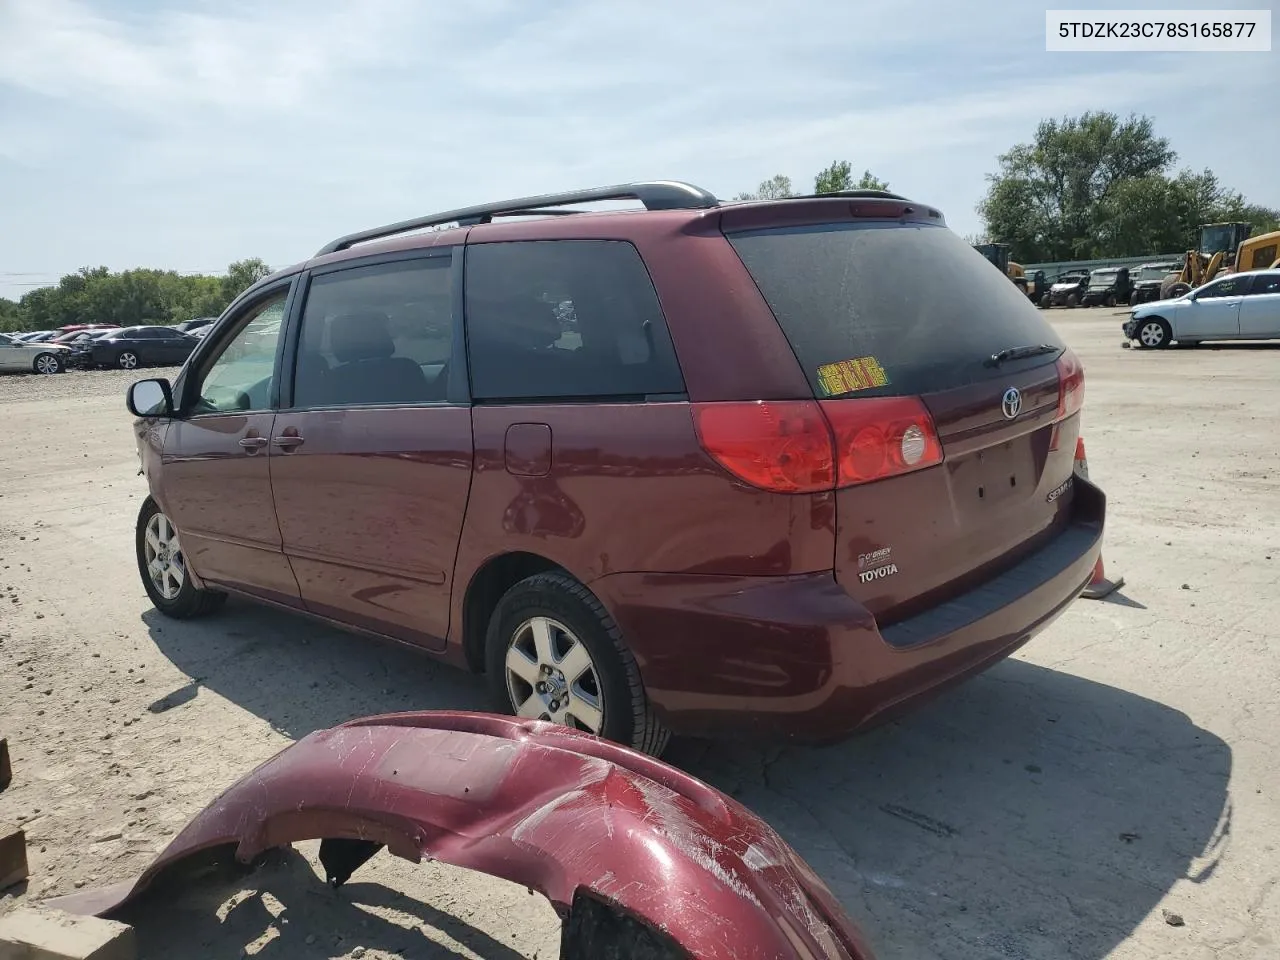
[315,180,720,256]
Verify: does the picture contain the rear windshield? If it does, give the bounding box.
[726,221,1064,398]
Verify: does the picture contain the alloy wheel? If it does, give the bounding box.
[35,354,60,374]
[119,352,139,369]
[143,511,185,601]
[504,616,604,734]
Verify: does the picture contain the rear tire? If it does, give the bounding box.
[118,352,139,370]
[136,497,226,619]
[1137,318,1172,350]
[1105,294,1117,308]
[1066,293,1079,308]
[33,352,63,375]
[1039,294,1051,308]
[485,571,669,756]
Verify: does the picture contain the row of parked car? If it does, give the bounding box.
[1040,261,1182,310]
[0,318,216,374]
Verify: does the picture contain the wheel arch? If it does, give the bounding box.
[460,551,569,673]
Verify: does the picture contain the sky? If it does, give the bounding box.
[0,0,1275,301]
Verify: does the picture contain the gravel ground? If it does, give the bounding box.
[0,365,184,404]
[1,315,1278,960]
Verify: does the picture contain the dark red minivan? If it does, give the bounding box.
[127,182,1103,755]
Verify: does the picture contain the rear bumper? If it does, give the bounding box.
[591,480,1104,742]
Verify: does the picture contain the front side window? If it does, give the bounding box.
[292,256,454,409]
[1197,276,1250,299]
[192,293,288,414]
[464,240,685,401]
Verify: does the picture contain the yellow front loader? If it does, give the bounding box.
[1161,223,1280,298]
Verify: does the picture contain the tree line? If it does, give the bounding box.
[737,113,1277,264]
[0,258,272,334]
[734,160,891,201]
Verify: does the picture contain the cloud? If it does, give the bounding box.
[0,0,1273,297]
[0,0,425,114]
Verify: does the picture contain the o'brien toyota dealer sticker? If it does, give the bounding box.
[858,546,899,584]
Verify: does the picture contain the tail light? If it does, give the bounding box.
[691,401,834,493]
[1050,347,1085,450]
[1055,347,1084,421]
[692,397,942,494]
[820,396,943,486]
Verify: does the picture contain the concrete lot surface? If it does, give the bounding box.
[1,313,1277,959]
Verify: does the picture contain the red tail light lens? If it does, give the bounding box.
[1055,348,1084,421]
[693,397,944,493]
[1050,348,1085,451]
[692,400,834,493]
[821,397,943,486]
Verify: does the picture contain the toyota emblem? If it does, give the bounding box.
[1001,387,1022,420]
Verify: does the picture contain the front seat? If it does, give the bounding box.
[325,311,429,405]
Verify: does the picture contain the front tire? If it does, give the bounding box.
[118,352,139,370]
[1137,318,1172,350]
[136,497,226,618]
[33,352,63,375]
[485,572,669,756]
[1066,293,1079,308]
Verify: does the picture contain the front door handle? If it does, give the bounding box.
[272,435,305,450]
[238,436,268,450]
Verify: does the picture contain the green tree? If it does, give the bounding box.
[222,258,273,302]
[3,259,270,331]
[815,161,890,193]
[814,160,853,194]
[734,174,794,201]
[979,112,1176,261]
[0,297,23,333]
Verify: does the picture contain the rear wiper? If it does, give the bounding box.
[984,343,1060,368]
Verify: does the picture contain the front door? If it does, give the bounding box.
[268,251,472,648]
[158,284,302,606]
[1181,275,1249,339]
[1239,273,1280,339]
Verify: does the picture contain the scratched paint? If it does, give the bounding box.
[45,712,876,960]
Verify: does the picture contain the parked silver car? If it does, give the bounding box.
[0,332,73,374]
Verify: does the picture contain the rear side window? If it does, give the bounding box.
[727,222,1065,398]
[464,240,685,401]
[1251,274,1280,296]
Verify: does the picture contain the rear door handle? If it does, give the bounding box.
[272,435,305,449]
[238,437,268,450]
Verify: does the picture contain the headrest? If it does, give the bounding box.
[329,311,395,363]
[479,297,563,349]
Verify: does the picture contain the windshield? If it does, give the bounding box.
[1200,226,1238,256]
[726,221,1064,398]
[1089,272,1118,288]
[1138,266,1172,281]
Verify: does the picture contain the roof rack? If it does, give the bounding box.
[315,180,720,256]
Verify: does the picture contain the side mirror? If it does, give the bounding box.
[127,378,174,418]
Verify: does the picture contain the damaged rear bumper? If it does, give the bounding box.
[46,711,876,960]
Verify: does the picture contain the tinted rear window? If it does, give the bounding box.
[727,222,1065,398]
[465,240,685,402]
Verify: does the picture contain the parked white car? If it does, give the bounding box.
[1123,269,1280,348]
[0,332,73,374]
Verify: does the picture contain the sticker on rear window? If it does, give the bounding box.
[815,356,889,397]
